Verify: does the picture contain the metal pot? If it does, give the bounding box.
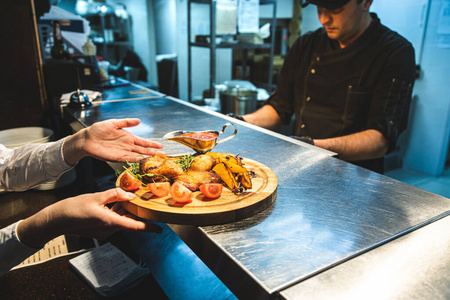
[219,80,258,115]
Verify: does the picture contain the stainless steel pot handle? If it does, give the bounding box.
[216,123,237,146]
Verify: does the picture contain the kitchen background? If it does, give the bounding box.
[7,0,450,197]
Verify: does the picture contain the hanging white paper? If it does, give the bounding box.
[238,0,260,33]
[216,0,238,35]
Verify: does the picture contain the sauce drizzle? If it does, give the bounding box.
[178,132,218,140]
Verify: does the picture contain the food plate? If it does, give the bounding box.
[116,158,277,226]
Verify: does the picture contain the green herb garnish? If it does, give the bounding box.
[175,154,194,171]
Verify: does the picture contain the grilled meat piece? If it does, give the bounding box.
[139,155,184,181]
[139,154,221,190]
[175,170,221,191]
[190,154,216,171]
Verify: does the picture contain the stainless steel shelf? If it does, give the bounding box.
[187,0,278,102]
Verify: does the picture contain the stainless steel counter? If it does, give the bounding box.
[97,80,165,102]
[63,95,450,299]
[280,213,450,300]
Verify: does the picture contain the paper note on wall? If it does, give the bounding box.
[437,1,450,48]
[238,0,260,33]
[216,0,237,35]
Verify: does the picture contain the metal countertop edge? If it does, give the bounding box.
[98,95,166,103]
[168,222,275,299]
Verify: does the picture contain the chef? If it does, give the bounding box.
[232,0,416,173]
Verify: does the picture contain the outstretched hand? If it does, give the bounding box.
[17,188,162,248]
[63,118,165,165]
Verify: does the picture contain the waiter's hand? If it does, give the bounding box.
[63,118,165,166]
[17,188,162,248]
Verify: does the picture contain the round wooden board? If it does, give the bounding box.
[116,158,278,226]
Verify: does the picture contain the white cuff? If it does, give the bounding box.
[0,221,40,276]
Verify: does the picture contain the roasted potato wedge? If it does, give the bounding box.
[206,152,241,166]
[213,162,239,192]
[239,171,252,189]
[217,157,247,173]
[225,153,243,166]
[208,152,252,192]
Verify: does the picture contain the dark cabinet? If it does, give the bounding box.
[0,0,49,130]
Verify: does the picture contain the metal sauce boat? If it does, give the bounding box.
[163,123,237,154]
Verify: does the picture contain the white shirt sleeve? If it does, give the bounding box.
[0,139,73,191]
[0,221,40,276]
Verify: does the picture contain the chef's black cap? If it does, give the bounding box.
[302,0,351,9]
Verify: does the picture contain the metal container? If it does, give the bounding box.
[219,80,258,115]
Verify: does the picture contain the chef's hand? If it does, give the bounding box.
[226,113,246,122]
[17,188,162,248]
[63,118,165,165]
[291,136,314,145]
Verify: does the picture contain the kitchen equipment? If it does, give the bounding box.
[163,123,237,154]
[219,80,258,115]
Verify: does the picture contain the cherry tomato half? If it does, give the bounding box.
[120,171,142,192]
[199,183,223,199]
[170,181,194,203]
[148,182,170,198]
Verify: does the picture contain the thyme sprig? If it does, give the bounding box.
[115,159,140,177]
[175,154,194,172]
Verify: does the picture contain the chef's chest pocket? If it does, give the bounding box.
[344,86,372,120]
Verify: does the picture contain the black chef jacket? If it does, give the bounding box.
[267,13,416,173]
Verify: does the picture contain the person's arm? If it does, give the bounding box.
[0,188,161,275]
[240,37,303,130]
[313,129,389,161]
[0,222,37,276]
[359,37,416,159]
[0,118,164,191]
[313,31,415,162]
[0,140,71,191]
[17,188,161,247]
[242,105,283,130]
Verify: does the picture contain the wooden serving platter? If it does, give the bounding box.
[116,158,278,226]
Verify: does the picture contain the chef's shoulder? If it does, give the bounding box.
[375,24,416,80]
[376,22,415,57]
[288,27,328,57]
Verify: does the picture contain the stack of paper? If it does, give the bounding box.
[69,243,149,297]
